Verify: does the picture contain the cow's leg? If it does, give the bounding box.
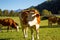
[48,21,51,27]
[0,24,2,32]
[48,21,52,27]
[23,27,28,38]
[7,26,10,32]
[57,22,60,27]
[48,21,50,27]
[50,23,52,27]
[36,29,39,40]
[36,24,39,40]
[24,27,28,38]
[22,28,25,38]
[31,28,34,40]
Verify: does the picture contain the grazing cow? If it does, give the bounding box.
[19,9,40,40]
[0,18,19,32]
[48,16,60,27]
[57,17,60,25]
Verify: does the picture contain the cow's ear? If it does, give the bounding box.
[36,14,40,17]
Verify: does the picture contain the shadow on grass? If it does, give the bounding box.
[0,26,21,30]
[0,25,60,31]
[40,25,60,28]
[0,38,13,40]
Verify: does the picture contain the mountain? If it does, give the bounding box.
[35,0,60,14]
[15,9,22,12]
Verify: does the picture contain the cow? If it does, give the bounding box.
[19,9,40,40]
[48,16,60,27]
[0,18,19,32]
[57,17,60,25]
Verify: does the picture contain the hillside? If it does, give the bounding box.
[35,0,60,14]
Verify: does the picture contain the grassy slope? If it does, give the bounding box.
[0,17,60,40]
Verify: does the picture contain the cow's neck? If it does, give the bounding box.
[28,17,37,26]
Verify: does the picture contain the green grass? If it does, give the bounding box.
[0,17,60,40]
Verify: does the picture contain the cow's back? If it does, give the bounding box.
[2,18,13,26]
[48,16,57,23]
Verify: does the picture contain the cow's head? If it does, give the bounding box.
[27,9,40,21]
[11,22,19,32]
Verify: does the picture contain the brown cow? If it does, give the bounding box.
[19,9,40,40]
[48,16,60,27]
[57,17,60,25]
[0,18,19,32]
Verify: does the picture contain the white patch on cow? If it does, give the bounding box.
[28,17,37,26]
[16,26,19,32]
[30,11,34,13]
[32,14,36,17]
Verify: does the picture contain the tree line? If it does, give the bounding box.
[0,9,19,17]
[0,7,52,17]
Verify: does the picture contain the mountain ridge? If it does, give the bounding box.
[34,0,60,14]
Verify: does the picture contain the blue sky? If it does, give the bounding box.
[0,0,46,10]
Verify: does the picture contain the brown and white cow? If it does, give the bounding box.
[48,16,60,27]
[19,9,40,40]
[0,18,19,32]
